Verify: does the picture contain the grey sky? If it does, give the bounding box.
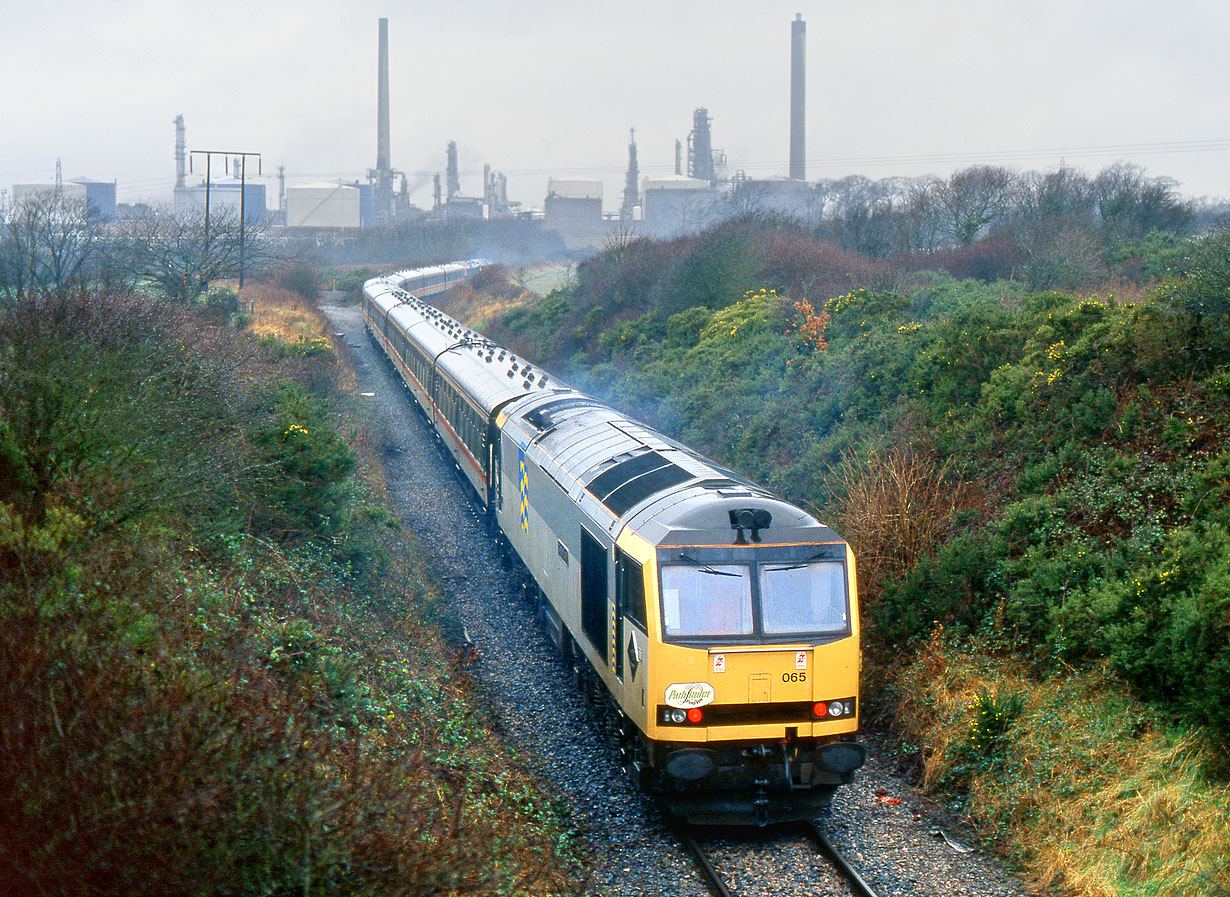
[3,0,1228,211]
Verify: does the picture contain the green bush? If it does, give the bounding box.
[247,382,356,541]
[1056,525,1230,737]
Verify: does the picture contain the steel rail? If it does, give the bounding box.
[677,830,736,897]
[804,822,881,897]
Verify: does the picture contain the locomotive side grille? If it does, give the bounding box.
[585,450,696,517]
[603,464,693,516]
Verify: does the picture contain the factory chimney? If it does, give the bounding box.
[789,13,806,180]
[374,17,393,222]
[173,114,186,188]
[621,128,640,221]
[446,141,460,198]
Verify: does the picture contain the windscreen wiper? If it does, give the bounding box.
[765,552,829,572]
[679,554,741,577]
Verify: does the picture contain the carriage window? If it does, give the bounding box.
[760,562,848,635]
[660,564,752,637]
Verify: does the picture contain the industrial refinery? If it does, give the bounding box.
[7,13,820,250]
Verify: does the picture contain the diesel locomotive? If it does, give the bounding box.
[363,261,866,825]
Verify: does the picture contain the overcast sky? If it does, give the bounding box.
[3,0,1228,212]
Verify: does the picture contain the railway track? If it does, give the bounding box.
[677,820,881,897]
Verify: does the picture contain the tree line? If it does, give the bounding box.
[727,161,1226,287]
[0,193,274,301]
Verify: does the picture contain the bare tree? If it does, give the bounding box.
[125,207,271,300]
[1018,166,1094,223]
[935,165,1019,245]
[815,175,904,256]
[0,193,106,300]
[1092,161,1195,240]
[897,177,946,252]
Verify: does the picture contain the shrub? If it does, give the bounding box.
[1057,524,1230,740]
[274,260,322,301]
[247,381,356,542]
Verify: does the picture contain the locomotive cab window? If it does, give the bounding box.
[660,564,753,637]
[760,561,848,635]
[616,550,647,630]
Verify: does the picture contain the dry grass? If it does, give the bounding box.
[518,263,574,297]
[894,634,1230,897]
[436,278,538,333]
[237,282,332,344]
[829,446,968,603]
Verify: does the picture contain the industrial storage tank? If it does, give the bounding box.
[641,175,715,238]
[286,181,370,229]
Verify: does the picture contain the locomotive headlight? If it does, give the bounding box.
[829,701,846,717]
[669,709,687,724]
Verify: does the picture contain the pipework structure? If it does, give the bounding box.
[621,128,640,221]
[688,108,715,185]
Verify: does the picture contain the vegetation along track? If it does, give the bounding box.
[321,294,1032,897]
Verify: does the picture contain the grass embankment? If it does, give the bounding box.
[446,224,1230,897]
[0,287,582,895]
[893,637,1230,896]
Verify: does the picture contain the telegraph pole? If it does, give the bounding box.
[188,148,261,292]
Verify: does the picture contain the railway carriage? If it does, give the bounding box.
[364,262,866,825]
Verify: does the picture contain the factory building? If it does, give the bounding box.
[286,181,373,229]
[174,177,267,226]
[640,175,716,238]
[443,196,487,221]
[544,179,606,248]
[11,178,117,222]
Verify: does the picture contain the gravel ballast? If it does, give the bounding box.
[322,299,1040,897]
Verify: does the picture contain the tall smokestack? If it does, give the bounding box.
[373,17,393,222]
[173,114,186,188]
[789,13,806,181]
[377,18,390,173]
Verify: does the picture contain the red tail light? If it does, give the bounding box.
[812,702,829,718]
[686,707,704,724]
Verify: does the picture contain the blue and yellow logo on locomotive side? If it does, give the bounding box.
[518,444,530,533]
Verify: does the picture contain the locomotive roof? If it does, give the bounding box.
[501,390,838,547]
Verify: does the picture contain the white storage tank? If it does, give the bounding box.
[286,182,363,229]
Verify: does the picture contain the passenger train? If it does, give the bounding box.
[363,260,866,825]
